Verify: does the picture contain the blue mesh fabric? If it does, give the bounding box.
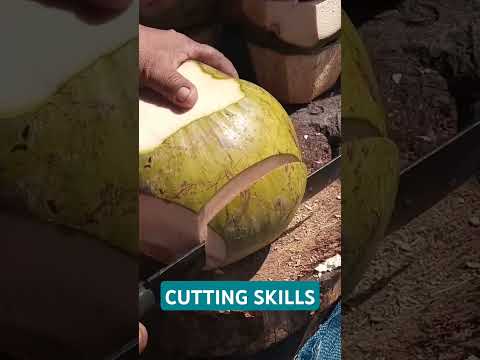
[295,302,341,360]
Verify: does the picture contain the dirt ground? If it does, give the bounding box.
[207,180,341,282]
[256,180,341,281]
[352,0,480,166]
[343,1,480,358]
[290,93,341,174]
[140,181,341,360]
[344,177,480,359]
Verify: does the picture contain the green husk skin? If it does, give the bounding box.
[139,77,303,213]
[342,11,400,297]
[342,10,387,138]
[210,161,307,266]
[0,40,138,254]
[140,69,307,265]
[342,138,399,297]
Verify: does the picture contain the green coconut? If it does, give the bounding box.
[342,138,399,296]
[139,61,307,268]
[342,11,400,297]
[342,10,387,140]
[0,1,138,253]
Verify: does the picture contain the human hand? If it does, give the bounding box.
[139,323,148,354]
[139,25,238,109]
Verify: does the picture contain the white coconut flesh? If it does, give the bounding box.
[247,41,341,103]
[0,0,137,117]
[140,153,299,267]
[139,61,245,152]
[242,0,341,48]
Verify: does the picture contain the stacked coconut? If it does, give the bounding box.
[140,0,222,46]
[239,0,341,104]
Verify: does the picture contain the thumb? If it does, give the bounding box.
[145,67,198,110]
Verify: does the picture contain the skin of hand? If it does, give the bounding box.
[139,323,148,354]
[139,24,238,109]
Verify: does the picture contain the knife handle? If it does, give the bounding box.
[139,283,156,318]
[105,285,155,360]
[104,338,138,360]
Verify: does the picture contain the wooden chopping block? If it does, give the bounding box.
[140,0,218,30]
[248,41,341,104]
[241,0,341,48]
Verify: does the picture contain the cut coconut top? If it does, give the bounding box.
[140,154,300,268]
[242,0,341,48]
[139,61,245,153]
[0,0,137,118]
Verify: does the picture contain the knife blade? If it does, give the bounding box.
[292,121,480,360]
[387,120,480,234]
[303,156,341,202]
[122,119,480,359]
[119,120,480,359]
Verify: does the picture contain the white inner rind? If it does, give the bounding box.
[139,61,245,153]
[313,0,341,41]
[201,154,300,269]
[248,41,341,103]
[139,194,225,264]
[0,0,138,117]
[242,0,341,47]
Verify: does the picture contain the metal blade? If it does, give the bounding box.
[303,156,341,202]
[120,156,343,360]
[114,245,207,360]
[387,120,480,234]
[140,243,206,314]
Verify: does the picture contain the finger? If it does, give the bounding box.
[143,63,198,110]
[139,323,148,354]
[190,44,239,79]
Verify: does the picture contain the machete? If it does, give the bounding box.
[388,120,480,234]
[137,156,342,316]
[292,120,480,359]
[107,156,341,360]
[115,120,480,359]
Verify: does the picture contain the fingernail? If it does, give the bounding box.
[176,87,190,103]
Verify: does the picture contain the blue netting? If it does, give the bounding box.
[295,302,341,360]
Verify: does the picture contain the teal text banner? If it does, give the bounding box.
[160,281,320,311]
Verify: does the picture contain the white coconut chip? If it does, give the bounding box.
[315,254,341,274]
